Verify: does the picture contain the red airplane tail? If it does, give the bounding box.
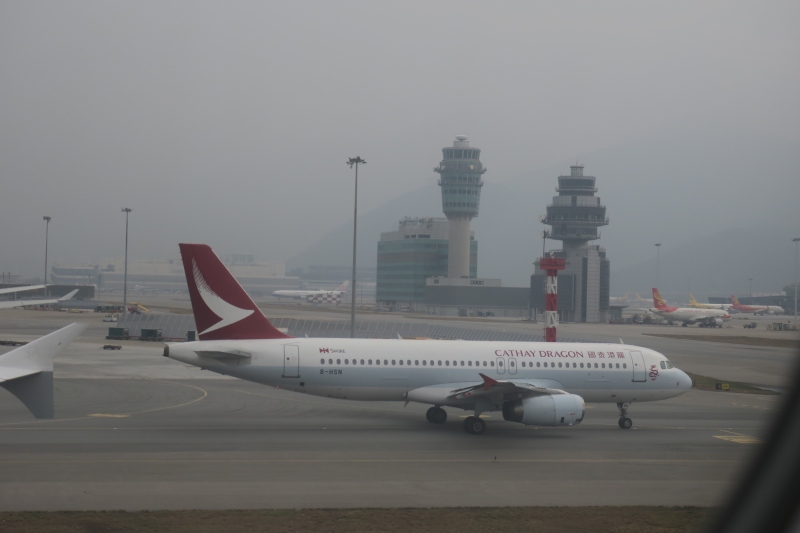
[731,294,741,306]
[652,288,670,310]
[179,243,291,341]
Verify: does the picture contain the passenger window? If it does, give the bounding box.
[521,362,526,368]
[408,360,411,366]
[361,359,365,365]
[390,360,394,365]
[320,358,324,364]
[573,363,577,368]
[615,363,619,369]
[623,363,627,368]
[483,361,487,367]
[537,362,541,368]
[446,361,450,366]
[490,361,495,367]
[345,359,349,365]
[558,363,562,368]
[580,363,584,368]
[453,361,457,366]
[329,359,333,364]
[460,361,465,366]
[399,360,403,366]
[422,360,426,366]
[468,361,472,367]
[498,360,504,367]
[376,360,380,365]
[415,360,419,366]
[438,361,442,366]
[601,363,605,368]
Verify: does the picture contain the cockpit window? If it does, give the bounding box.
[660,361,666,369]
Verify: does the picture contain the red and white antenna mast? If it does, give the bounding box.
[539,255,566,342]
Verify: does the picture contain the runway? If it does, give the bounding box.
[0,309,796,510]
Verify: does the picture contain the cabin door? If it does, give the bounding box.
[629,350,646,382]
[283,345,300,378]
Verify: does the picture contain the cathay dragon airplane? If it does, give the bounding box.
[0,286,79,310]
[730,295,784,315]
[0,323,86,418]
[272,280,349,304]
[649,288,730,327]
[163,244,692,434]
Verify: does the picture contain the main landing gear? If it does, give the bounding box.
[617,402,633,429]
[426,406,447,424]
[463,416,486,435]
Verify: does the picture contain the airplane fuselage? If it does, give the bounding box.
[649,306,729,324]
[166,338,691,407]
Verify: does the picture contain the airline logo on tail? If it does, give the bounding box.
[652,288,670,310]
[191,259,253,335]
[180,243,291,341]
[731,295,741,305]
[336,280,349,292]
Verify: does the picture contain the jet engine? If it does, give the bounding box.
[713,318,724,327]
[502,394,585,426]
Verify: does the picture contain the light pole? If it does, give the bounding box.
[748,278,753,299]
[43,216,51,295]
[793,237,799,329]
[122,208,132,316]
[347,157,365,338]
[654,243,662,289]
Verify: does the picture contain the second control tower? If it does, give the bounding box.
[434,136,486,278]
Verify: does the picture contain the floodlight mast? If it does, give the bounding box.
[347,157,366,338]
[122,208,132,317]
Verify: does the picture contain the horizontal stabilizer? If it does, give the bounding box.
[0,323,86,418]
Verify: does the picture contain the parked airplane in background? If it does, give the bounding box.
[164,244,692,435]
[272,280,349,304]
[0,288,79,310]
[649,288,730,327]
[730,295,784,315]
[0,323,86,418]
[688,294,731,311]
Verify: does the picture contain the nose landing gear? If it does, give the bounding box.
[617,402,633,429]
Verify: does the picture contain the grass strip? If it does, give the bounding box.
[644,334,798,349]
[0,507,713,533]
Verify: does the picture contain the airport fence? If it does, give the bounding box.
[117,313,590,343]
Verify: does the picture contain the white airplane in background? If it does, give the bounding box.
[649,288,730,328]
[687,294,732,311]
[164,244,692,435]
[730,295,784,315]
[0,287,79,310]
[272,280,349,304]
[0,323,86,418]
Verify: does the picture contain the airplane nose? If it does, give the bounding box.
[679,370,692,390]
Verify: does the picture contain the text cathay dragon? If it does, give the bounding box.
[164,244,692,435]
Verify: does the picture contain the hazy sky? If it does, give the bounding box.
[1,1,798,283]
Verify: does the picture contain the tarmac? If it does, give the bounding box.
[0,305,798,510]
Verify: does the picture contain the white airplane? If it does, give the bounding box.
[0,284,47,296]
[0,323,87,418]
[164,244,692,434]
[0,288,79,310]
[272,280,349,304]
[687,294,732,311]
[729,295,784,315]
[649,288,731,328]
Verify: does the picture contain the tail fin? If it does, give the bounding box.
[688,293,699,305]
[179,244,291,341]
[336,280,349,292]
[731,294,740,305]
[0,323,87,419]
[652,288,669,309]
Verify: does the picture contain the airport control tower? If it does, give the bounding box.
[539,164,610,322]
[434,136,486,278]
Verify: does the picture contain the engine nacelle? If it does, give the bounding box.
[502,394,585,426]
[713,318,724,327]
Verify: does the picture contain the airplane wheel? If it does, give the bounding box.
[430,407,447,424]
[467,417,486,435]
[618,417,633,429]
[425,407,436,423]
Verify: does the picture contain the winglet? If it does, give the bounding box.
[58,289,79,301]
[479,373,498,391]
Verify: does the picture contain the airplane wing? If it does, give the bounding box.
[448,373,568,402]
[0,289,78,310]
[0,285,46,296]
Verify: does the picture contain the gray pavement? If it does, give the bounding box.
[0,307,797,510]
